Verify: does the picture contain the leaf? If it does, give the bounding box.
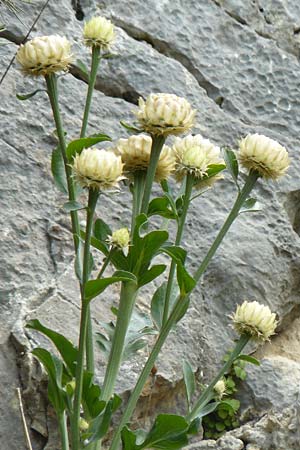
[94,218,112,242]
[63,200,85,212]
[66,133,111,161]
[235,354,260,366]
[51,146,68,194]
[205,163,226,178]
[196,402,220,419]
[160,246,186,265]
[138,264,166,287]
[147,197,177,219]
[120,120,143,133]
[102,52,118,59]
[176,264,196,296]
[223,147,239,187]
[122,427,138,450]
[75,58,90,81]
[16,89,46,101]
[140,414,189,450]
[88,395,122,443]
[84,271,137,302]
[239,197,262,214]
[182,361,196,410]
[220,399,240,413]
[151,282,180,330]
[32,348,66,413]
[26,319,78,376]
[82,372,106,419]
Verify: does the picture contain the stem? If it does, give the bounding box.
[193,170,260,283]
[162,174,194,326]
[80,46,101,138]
[97,250,112,279]
[109,172,259,450]
[140,135,166,214]
[45,74,81,251]
[72,189,99,450]
[100,281,138,401]
[131,171,146,235]
[187,334,250,422]
[58,412,69,450]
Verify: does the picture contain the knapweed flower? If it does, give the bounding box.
[72,148,124,190]
[238,134,290,179]
[115,134,175,181]
[16,35,72,76]
[107,227,130,249]
[136,93,196,136]
[214,379,226,397]
[232,300,277,342]
[173,134,225,187]
[83,16,115,48]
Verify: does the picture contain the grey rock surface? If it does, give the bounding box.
[1,0,300,449]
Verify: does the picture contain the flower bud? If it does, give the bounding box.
[115,134,175,181]
[83,16,115,48]
[172,134,224,187]
[238,133,290,179]
[136,93,196,136]
[72,148,124,190]
[214,379,226,397]
[232,300,277,342]
[79,418,89,432]
[16,35,72,76]
[108,227,130,249]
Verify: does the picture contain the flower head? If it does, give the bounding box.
[16,35,72,76]
[136,93,196,136]
[115,134,175,181]
[173,134,225,187]
[72,148,124,190]
[232,300,277,342]
[83,16,115,48]
[238,134,290,179]
[214,379,226,398]
[107,228,130,249]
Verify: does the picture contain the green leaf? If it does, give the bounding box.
[235,354,260,366]
[223,147,239,187]
[102,52,118,59]
[121,427,138,450]
[239,197,262,214]
[66,133,111,161]
[32,348,66,413]
[205,163,226,178]
[147,197,177,219]
[220,399,240,413]
[182,361,196,410]
[51,146,68,194]
[16,89,46,101]
[82,372,106,419]
[94,218,112,242]
[120,120,143,133]
[85,271,137,302]
[140,414,189,450]
[196,402,220,419]
[63,200,85,212]
[160,246,186,265]
[151,282,179,330]
[75,58,90,81]
[138,264,166,287]
[26,319,78,376]
[176,264,196,296]
[88,395,122,443]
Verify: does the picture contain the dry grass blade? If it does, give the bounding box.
[16,387,33,450]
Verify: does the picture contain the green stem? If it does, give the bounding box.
[140,135,166,214]
[72,189,99,450]
[193,170,260,283]
[97,250,112,279]
[58,411,69,450]
[162,174,194,326]
[80,46,101,138]
[187,334,250,422]
[45,74,81,252]
[100,281,138,401]
[131,171,146,235]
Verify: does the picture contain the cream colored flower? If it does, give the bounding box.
[72,148,124,190]
[173,134,225,187]
[83,16,115,48]
[115,134,175,181]
[107,228,130,249]
[238,134,290,179]
[136,93,196,136]
[16,35,72,76]
[232,300,277,342]
[214,379,226,397]
[79,418,89,432]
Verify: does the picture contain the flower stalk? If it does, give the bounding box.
[131,171,146,233]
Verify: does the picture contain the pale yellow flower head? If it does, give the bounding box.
[238,134,290,179]
[16,35,72,76]
[173,134,225,188]
[214,379,226,398]
[79,418,89,432]
[108,228,130,249]
[136,93,196,136]
[83,16,115,48]
[232,300,277,342]
[115,134,175,182]
[72,148,124,190]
